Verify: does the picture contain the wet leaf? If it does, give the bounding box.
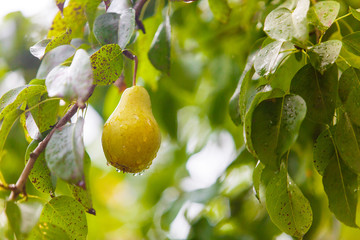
[264,0,309,44]
[93,13,120,45]
[244,86,285,155]
[290,64,337,124]
[251,94,306,170]
[45,117,85,185]
[334,109,360,174]
[342,32,360,56]
[308,40,342,74]
[313,127,335,176]
[148,16,171,73]
[25,140,55,195]
[90,44,123,85]
[48,1,87,38]
[45,29,73,55]
[36,45,76,79]
[323,154,358,227]
[46,49,93,102]
[338,67,360,125]
[5,201,22,240]
[68,152,94,214]
[28,222,70,240]
[118,8,135,49]
[266,165,312,238]
[39,196,87,240]
[208,0,231,23]
[30,39,52,60]
[308,1,340,31]
[254,41,294,77]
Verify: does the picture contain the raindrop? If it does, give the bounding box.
[116,168,122,173]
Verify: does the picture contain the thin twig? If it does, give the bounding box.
[9,85,96,201]
[134,0,149,34]
[122,50,138,86]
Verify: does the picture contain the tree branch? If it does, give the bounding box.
[9,85,96,201]
[134,0,149,34]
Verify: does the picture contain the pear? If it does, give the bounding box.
[102,86,161,173]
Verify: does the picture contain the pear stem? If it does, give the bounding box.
[123,50,138,86]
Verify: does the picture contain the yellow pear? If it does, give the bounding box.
[102,86,161,173]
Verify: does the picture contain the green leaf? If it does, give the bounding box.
[85,0,102,31]
[68,152,95,214]
[323,154,358,227]
[25,140,55,196]
[45,117,85,185]
[56,0,66,12]
[5,201,22,240]
[266,165,312,238]
[118,8,135,49]
[254,41,294,77]
[308,1,340,31]
[93,13,119,45]
[350,7,360,21]
[313,127,335,176]
[0,109,24,153]
[253,160,264,201]
[334,109,360,174]
[90,44,123,85]
[39,196,88,240]
[29,39,52,60]
[244,86,285,155]
[308,40,342,74]
[36,45,76,79]
[338,67,360,125]
[229,67,255,126]
[290,64,338,124]
[343,32,360,56]
[0,85,45,120]
[208,0,231,23]
[28,95,59,133]
[46,49,93,102]
[264,0,309,44]
[45,29,73,56]
[250,94,306,170]
[48,1,87,38]
[28,222,70,240]
[148,16,171,73]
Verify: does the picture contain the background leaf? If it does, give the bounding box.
[90,44,123,85]
[39,196,88,240]
[5,201,22,240]
[208,0,231,24]
[45,117,85,185]
[0,109,24,153]
[343,32,360,56]
[290,64,338,124]
[266,166,312,238]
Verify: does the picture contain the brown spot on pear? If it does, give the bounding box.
[101,86,161,173]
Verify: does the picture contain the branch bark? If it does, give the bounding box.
[9,85,96,201]
[134,0,149,34]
